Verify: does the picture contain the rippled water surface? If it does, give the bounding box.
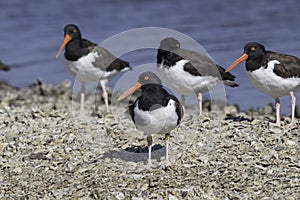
[1,0,300,114]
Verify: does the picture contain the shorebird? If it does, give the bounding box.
[118,71,184,168]
[56,24,131,113]
[157,37,238,116]
[226,42,300,126]
[0,60,10,71]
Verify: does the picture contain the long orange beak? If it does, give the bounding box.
[225,53,249,72]
[117,82,142,101]
[56,34,72,58]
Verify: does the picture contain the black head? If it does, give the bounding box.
[159,37,180,51]
[138,71,162,86]
[243,42,267,59]
[63,24,82,40]
[117,71,162,101]
[56,24,82,58]
[225,42,267,72]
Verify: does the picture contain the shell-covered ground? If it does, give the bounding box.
[0,81,299,199]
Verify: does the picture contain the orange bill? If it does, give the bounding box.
[225,53,249,72]
[117,82,142,101]
[56,34,72,58]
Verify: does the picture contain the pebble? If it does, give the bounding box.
[116,192,125,200]
[0,81,299,199]
[168,194,179,200]
[12,167,23,174]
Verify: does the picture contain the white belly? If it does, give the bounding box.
[132,99,179,136]
[157,60,221,96]
[63,52,118,83]
[248,61,300,98]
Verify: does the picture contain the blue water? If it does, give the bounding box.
[1,0,300,114]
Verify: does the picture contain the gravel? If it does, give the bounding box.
[0,80,299,199]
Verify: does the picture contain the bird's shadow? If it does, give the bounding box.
[225,115,252,122]
[100,144,165,163]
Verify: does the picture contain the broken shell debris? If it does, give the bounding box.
[0,81,299,199]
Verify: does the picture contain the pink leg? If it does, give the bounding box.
[275,98,280,126]
[289,91,296,125]
[181,95,185,107]
[80,84,85,113]
[165,133,171,166]
[146,136,153,168]
[100,80,110,113]
[197,92,203,116]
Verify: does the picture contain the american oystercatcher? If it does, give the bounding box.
[0,60,10,71]
[226,42,300,126]
[157,37,238,116]
[117,71,184,167]
[56,24,131,113]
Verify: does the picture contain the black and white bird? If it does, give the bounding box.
[56,24,131,113]
[226,42,300,126]
[157,37,238,115]
[117,71,184,168]
[0,60,10,71]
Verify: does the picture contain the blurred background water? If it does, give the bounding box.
[0,0,300,114]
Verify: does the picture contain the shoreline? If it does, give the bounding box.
[1,79,299,118]
[0,80,299,199]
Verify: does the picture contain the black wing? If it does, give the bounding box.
[127,103,136,124]
[83,39,131,72]
[268,51,300,78]
[176,48,238,87]
[169,94,184,125]
[176,48,218,77]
